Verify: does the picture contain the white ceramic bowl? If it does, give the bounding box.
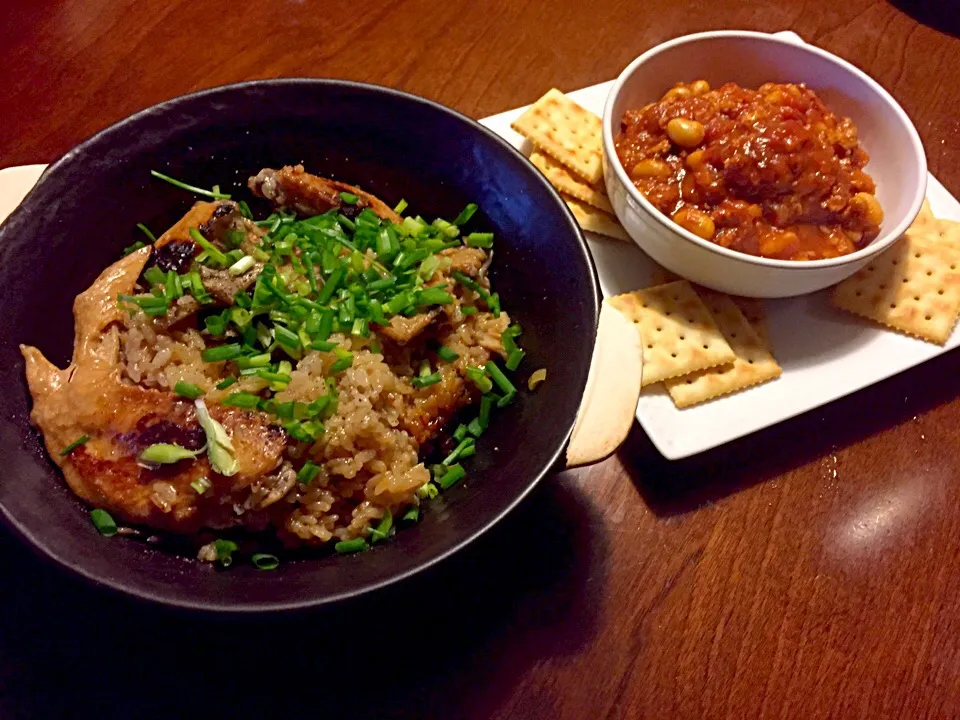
[601,31,927,298]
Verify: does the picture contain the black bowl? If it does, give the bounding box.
[0,80,599,611]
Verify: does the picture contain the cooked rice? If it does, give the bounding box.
[118,307,508,550]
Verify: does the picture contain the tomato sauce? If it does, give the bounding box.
[615,81,883,261]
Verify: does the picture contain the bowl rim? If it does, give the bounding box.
[601,29,928,271]
[1,77,601,613]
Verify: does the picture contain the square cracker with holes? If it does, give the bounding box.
[511,89,603,184]
[832,234,960,344]
[665,292,782,407]
[608,281,735,387]
[529,149,613,213]
[564,196,628,241]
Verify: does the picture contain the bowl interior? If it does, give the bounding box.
[0,80,598,611]
[606,33,926,255]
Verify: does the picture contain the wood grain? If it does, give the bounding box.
[3,1,960,718]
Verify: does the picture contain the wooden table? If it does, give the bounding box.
[3,1,960,717]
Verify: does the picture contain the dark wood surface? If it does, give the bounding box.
[3,1,960,718]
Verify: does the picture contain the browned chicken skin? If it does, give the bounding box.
[21,169,506,542]
[249,165,403,224]
[20,248,287,533]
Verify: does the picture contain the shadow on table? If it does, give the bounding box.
[0,471,607,720]
[620,348,960,517]
[889,0,960,38]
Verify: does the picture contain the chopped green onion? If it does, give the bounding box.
[150,170,231,200]
[416,482,439,500]
[393,198,408,215]
[311,339,337,352]
[485,361,516,395]
[339,191,359,205]
[90,509,117,537]
[443,437,475,465]
[195,398,239,476]
[528,368,547,390]
[497,391,517,408]
[236,353,271,369]
[401,505,419,523]
[506,348,526,371]
[274,325,302,351]
[122,240,146,256]
[335,537,369,554]
[221,392,261,409]
[316,267,345,305]
[453,424,468,442]
[436,345,459,362]
[138,443,202,464]
[297,461,321,485]
[416,287,454,306]
[214,538,237,566]
[201,343,243,363]
[370,508,393,543]
[228,255,256,276]
[452,203,478,226]
[174,381,205,399]
[61,435,90,456]
[466,366,493,393]
[144,266,166,287]
[136,223,157,242]
[461,306,478,316]
[238,200,253,219]
[189,270,212,304]
[328,348,353,374]
[252,553,280,570]
[479,395,493,429]
[190,477,212,494]
[467,417,484,437]
[465,232,494,248]
[216,376,238,390]
[188,228,228,266]
[437,463,466,490]
[411,372,441,389]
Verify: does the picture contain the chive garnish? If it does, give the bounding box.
[61,435,90,456]
[216,376,238,390]
[370,508,393,543]
[90,509,117,537]
[401,505,419,523]
[188,228,228,266]
[252,553,280,570]
[150,170,232,200]
[191,477,212,494]
[339,191,359,205]
[485,361,516,396]
[328,348,353,374]
[173,381,205,399]
[393,198,408,215]
[221,392,261,409]
[335,537,369,554]
[437,463,466,490]
[201,344,243,363]
[297,461,321,485]
[214,538,237,566]
[411,372,441,389]
[139,443,202,464]
[436,345,459,363]
[506,348,526,371]
[465,232,494,248]
[452,203,478,226]
[122,240,146,256]
[466,366,493,393]
[136,222,158,242]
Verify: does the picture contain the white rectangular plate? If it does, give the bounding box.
[480,80,960,460]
